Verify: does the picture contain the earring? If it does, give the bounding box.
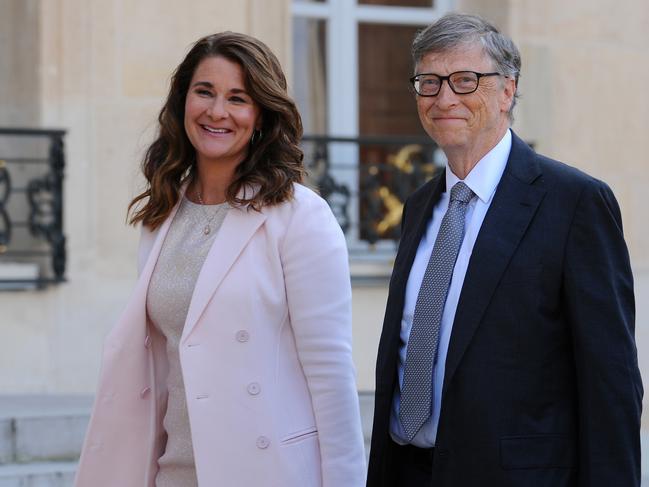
[250,129,262,145]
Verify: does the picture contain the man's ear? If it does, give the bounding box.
[500,76,517,113]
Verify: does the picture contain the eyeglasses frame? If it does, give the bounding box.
[409,71,504,97]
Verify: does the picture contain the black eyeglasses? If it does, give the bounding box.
[409,71,504,96]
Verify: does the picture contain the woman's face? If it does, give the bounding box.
[184,55,261,171]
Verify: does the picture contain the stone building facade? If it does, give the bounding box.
[1,1,647,440]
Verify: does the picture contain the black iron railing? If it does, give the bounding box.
[0,128,66,289]
[303,134,442,246]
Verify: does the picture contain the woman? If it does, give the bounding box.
[75,32,366,487]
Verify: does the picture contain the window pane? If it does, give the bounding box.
[359,22,424,137]
[292,18,328,135]
[358,0,433,6]
[358,22,437,242]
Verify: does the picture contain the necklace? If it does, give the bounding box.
[195,190,223,235]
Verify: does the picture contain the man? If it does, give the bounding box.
[367,13,642,487]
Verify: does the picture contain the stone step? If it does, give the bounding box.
[0,396,92,465]
[6,393,647,486]
[0,461,76,487]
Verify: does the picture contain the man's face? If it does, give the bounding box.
[414,43,515,158]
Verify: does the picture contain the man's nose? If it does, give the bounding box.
[435,80,459,108]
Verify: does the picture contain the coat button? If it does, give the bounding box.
[256,436,270,449]
[140,387,151,398]
[247,382,261,395]
[235,330,250,342]
[144,335,151,348]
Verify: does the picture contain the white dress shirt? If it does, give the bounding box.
[390,129,512,447]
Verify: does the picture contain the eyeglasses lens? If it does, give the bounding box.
[414,71,479,96]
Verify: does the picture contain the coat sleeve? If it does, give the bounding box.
[562,179,643,486]
[280,188,367,487]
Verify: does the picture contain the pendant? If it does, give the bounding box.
[203,225,211,235]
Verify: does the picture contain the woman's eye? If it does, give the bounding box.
[196,89,212,97]
[230,96,245,103]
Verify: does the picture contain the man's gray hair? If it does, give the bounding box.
[412,13,521,119]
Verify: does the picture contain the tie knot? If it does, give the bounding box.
[450,181,474,204]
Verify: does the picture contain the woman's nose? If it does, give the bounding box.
[207,97,227,119]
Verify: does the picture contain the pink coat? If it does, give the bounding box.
[75,184,366,486]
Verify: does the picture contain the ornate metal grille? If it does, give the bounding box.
[0,128,66,289]
[303,134,442,246]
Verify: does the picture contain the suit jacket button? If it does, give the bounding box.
[236,330,250,342]
[140,387,151,398]
[247,382,261,395]
[256,436,270,449]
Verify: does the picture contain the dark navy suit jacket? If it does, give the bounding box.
[367,132,643,487]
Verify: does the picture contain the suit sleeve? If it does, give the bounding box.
[563,179,643,486]
[280,189,367,487]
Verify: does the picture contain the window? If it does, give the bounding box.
[0,129,66,289]
[292,0,451,263]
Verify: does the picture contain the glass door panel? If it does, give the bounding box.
[359,23,423,137]
[292,17,328,135]
[358,22,436,241]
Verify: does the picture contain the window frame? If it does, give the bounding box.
[291,0,453,271]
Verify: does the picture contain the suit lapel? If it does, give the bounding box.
[392,172,446,295]
[181,203,266,343]
[442,134,546,395]
[376,172,445,392]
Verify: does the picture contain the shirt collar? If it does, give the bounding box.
[444,129,512,204]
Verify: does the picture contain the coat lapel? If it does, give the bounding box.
[392,172,446,298]
[106,188,187,346]
[132,190,186,309]
[181,203,267,343]
[442,134,546,395]
[376,172,445,392]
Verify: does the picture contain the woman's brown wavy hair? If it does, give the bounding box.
[128,31,305,230]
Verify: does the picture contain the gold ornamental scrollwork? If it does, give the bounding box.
[387,144,421,174]
[376,187,404,235]
[374,144,437,237]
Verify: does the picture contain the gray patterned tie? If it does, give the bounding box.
[399,181,475,442]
